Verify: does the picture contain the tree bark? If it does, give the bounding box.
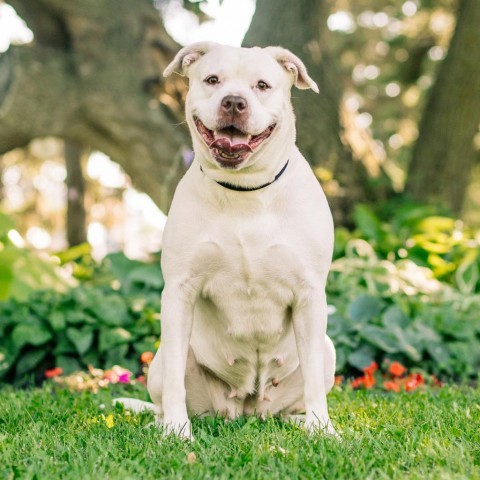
[64,141,87,247]
[243,0,383,224]
[1,0,190,213]
[406,0,480,213]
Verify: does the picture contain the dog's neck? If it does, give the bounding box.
[200,160,289,192]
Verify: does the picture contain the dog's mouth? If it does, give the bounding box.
[194,117,276,168]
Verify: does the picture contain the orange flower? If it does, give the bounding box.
[45,367,63,379]
[334,375,344,385]
[362,361,378,376]
[140,351,154,364]
[388,361,407,377]
[405,373,425,392]
[383,380,400,393]
[351,374,376,389]
[363,374,376,389]
[351,376,365,389]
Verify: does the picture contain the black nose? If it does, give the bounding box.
[221,95,248,115]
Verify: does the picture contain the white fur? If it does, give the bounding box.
[117,43,337,440]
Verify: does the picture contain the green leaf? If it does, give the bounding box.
[426,343,450,366]
[382,306,409,330]
[0,260,13,300]
[133,336,158,355]
[335,346,348,373]
[129,264,164,290]
[11,323,52,349]
[16,349,47,377]
[53,335,76,356]
[98,327,132,352]
[360,326,400,353]
[56,355,82,375]
[105,344,129,368]
[48,311,67,332]
[348,295,384,325]
[456,259,479,294]
[0,212,16,236]
[66,327,94,356]
[347,344,376,370]
[353,204,384,243]
[88,295,129,326]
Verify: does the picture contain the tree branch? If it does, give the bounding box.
[1,0,189,212]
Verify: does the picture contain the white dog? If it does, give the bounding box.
[117,42,337,440]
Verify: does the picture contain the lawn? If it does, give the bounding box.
[0,383,479,479]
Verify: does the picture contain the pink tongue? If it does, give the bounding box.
[210,137,252,154]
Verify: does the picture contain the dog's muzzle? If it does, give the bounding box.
[194,116,276,169]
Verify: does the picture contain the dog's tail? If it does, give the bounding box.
[113,397,161,414]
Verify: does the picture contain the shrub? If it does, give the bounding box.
[327,239,480,379]
[0,252,163,384]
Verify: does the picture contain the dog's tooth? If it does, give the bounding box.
[227,355,235,366]
[275,356,284,367]
[272,378,279,387]
[228,389,237,399]
[263,393,271,402]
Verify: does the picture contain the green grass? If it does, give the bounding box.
[0,384,479,479]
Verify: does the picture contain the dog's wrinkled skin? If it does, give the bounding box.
[147,43,337,440]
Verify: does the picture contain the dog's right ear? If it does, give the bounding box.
[163,42,219,78]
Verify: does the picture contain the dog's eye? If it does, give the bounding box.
[256,80,270,91]
[205,75,220,85]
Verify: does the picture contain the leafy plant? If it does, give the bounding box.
[334,202,480,294]
[327,238,480,379]
[0,212,71,301]
[0,252,163,384]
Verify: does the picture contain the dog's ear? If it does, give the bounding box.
[163,42,219,78]
[264,46,319,93]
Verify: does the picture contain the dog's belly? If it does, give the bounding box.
[189,238,303,399]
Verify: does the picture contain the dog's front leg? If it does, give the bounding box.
[292,290,337,436]
[160,284,195,440]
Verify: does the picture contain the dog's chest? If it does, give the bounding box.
[188,214,313,396]
[197,219,300,336]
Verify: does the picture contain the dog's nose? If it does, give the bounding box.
[221,95,248,115]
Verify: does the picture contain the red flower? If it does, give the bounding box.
[351,376,365,389]
[383,380,400,393]
[363,374,376,389]
[351,374,376,389]
[388,361,407,377]
[45,367,63,379]
[362,361,378,376]
[405,373,425,392]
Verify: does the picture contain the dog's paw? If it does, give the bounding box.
[163,417,194,442]
[305,415,340,439]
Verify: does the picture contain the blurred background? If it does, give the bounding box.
[1,0,479,383]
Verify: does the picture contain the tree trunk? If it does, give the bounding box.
[406,0,480,213]
[0,0,191,214]
[64,141,87,247]
[243,0,383,224]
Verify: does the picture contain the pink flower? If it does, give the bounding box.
[118,371,131,383]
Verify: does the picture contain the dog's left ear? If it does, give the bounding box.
[264,46,319,93]
[163,42,219,78]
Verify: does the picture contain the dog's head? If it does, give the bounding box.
[164,43,318,172]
